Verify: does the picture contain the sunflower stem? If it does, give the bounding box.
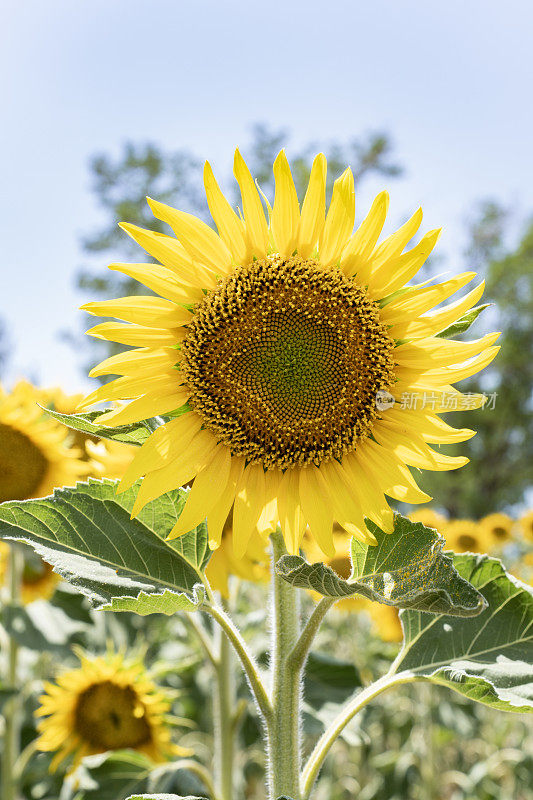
[213,599,236,800]
[268,531,302,800]
[1,546,23,800]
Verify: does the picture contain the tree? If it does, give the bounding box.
[421,203,533,516]
[76,125,402,374]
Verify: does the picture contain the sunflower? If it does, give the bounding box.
[518,511,533,543]
[36,650,189,772]
[408,508,447,532]
[38,386,136,479]
[0,542,60,604]
[443,519,488,554]
[0,380,87,503]
[206,518,270,596]
[79,150,499,558]
[478,512,513,547]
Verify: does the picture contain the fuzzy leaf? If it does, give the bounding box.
[395,554,533,712]
[126,796,206,800]
[41,406,158,446]
[276,514,485,616]
[0,478,210,613]
[436,303,491,338]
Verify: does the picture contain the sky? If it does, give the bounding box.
[1,0,532,392]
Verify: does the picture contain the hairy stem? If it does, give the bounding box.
[205,603,272,726]
[1,547,23,800]
[268,532,302,800]
[288,597,335,673]
[213,608,236,800]
[301,671,413,798]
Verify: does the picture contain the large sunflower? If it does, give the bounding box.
[79,150,499,557]
[0,380,87,503]
[36,650,189,771]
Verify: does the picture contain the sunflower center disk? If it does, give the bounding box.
[182,255,396,470]
[0,424,48,502]
[74,681,152,750]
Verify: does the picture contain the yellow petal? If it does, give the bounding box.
[380,407,475,444]
[392,281,485,340]
[204,161,248,264]
[394,332,500,369]
[81,296,192,328]
[372,425,469,471]
[88,347,177,379]
[167,444,231,538]
[397,345,500,387]
[381,272,476,323]
[319,168,355,266]
[257,469,280,537]
[233,149,269,258]
[343,452,394,533]
[368,228,441,297]
[341,191,389,279]
[77,372,179,410]
[120,223,215,287]
[232,463,266,559]
[132,429,218,515]
[108,262,204,305]
[277,468,306,554]
[298,153,327,259]
[118,413,202,491]
[98,389,190,428]
[271,150,300,256]
[320,461,370,543]
[358,439,432,504]
[206,456,245,548]
[299,465,335,557]
[147,198,232,274]
[86,322,182,347]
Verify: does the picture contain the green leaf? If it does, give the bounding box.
[0,601,88,654]
[0,478,210,614]
[395,554,533,713]
[276,514,486,616]
[41,406,158,446]
[304,651,362,708]
[436,303,491,338]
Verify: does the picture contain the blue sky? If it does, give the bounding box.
[1,0,532,392]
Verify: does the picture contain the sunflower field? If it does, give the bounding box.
[1,137,532,800]
[2,4,533,794]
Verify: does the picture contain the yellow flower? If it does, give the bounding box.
[80,150,499,558]
[0,380,87,503]
[478,512,514,547]
[37,386,136,480]
[206,519,270,596]
[36,650,190,772]
[408,508,447,532]
[518,511,533,543]
[367,603,403,643]
[443,519,488,554]
[0,542,60,604]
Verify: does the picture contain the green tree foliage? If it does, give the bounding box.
[422,203,533,516]
[76,124,402,373]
